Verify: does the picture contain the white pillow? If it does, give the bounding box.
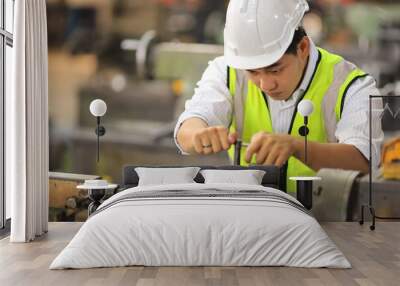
[135,167,201,186]
[200,169,266,185]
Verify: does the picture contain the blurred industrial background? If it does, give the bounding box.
[46,0,400,221]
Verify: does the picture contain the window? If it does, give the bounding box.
[1,0,14,232]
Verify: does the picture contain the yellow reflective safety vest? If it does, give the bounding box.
[227,48,368,194]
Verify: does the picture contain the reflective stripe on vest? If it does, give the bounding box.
[227,47,367,194]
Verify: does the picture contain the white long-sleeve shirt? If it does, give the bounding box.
[174,41,384,167]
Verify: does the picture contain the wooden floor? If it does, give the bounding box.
[0,222,399,286]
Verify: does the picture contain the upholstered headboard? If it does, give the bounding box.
[121,165,285,191]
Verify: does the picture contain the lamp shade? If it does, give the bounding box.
[89,99,107,117]
[298,99,314,117]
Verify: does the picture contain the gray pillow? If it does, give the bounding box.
[135,167,201,186]
[200,169,266,185]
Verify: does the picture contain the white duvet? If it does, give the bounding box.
[50,183,351,269]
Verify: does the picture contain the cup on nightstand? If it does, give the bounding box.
[77,180,118,216]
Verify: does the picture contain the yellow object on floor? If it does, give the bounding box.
[382,137,400,180]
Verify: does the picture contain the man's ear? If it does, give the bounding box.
[297,36,310,60]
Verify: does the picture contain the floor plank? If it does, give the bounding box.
[0,222,399,286]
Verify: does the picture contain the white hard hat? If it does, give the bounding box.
[224,0,309,70]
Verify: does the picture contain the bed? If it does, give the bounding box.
[50,165,350,269]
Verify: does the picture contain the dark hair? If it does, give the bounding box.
[285,26,307,55]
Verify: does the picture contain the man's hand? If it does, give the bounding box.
[191,126,237,155]
[245,132,300,167]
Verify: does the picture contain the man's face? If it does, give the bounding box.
[245,37,310,101]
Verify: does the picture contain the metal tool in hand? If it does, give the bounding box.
[233,140,250,165]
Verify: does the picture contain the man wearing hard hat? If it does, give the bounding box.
[174,0,383,193]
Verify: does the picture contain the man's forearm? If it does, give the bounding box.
[176,118,208,153]
[293,139,369,173]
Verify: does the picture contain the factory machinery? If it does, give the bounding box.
[47,1,400,222]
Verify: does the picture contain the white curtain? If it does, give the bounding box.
[7,0,49,242]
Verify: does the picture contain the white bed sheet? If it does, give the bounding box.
[50,183,351,269]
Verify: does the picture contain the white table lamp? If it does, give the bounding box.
[89,99,107,162]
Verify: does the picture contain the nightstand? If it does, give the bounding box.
[77,181,118,215]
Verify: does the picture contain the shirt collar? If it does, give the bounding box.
[298,39,319,94]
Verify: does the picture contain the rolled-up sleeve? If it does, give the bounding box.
[335,75,384,168]
[174,56,233,153]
